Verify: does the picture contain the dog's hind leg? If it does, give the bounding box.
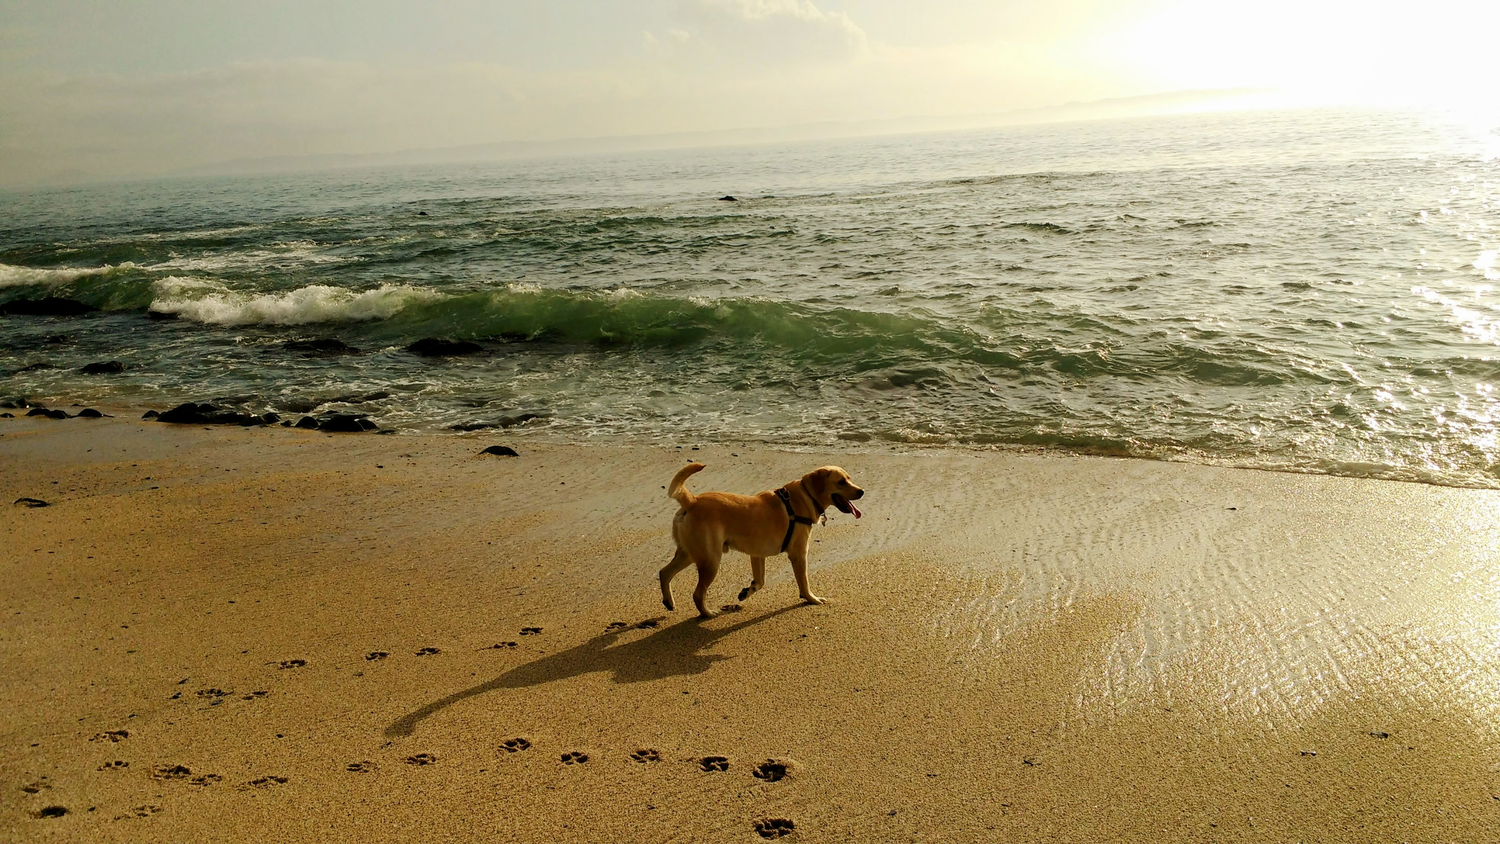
[659,548,691,611]
[738,556,766,602]
[691,553,723,619]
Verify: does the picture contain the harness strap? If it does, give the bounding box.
[776,487,816,553]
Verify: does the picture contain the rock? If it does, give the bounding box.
[480,445,519,457]
[718,195,737,202]
[317,414,375,433]
[76,408,104,418]
[156,402,216,424]
[141,410,159,419]
[283,338,360,355]
[406,338,482,357]
[260,411,280,424]
[0,297,98,316]
[0,412,11,418]
[500,413,541,428]
[25,407,50,417]
[448,422,495,432]
[80,361,125,374]
[146,309,178,320]
[0,399,22,408]
[46,409,67,419]
[14,497,50,508]
[294,416,320,430]
[418,211,429,216]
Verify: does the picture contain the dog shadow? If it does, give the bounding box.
[385,604,801,738]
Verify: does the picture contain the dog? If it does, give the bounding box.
[660,463,864,618]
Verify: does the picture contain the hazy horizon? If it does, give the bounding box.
[2,0,1496,188]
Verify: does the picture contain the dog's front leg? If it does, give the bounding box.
[737,556,766,602]
[789,550,825,606]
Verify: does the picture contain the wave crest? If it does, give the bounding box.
[150,278,439,326]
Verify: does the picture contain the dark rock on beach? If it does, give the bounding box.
[317,413,378,433]
[718,195,738,202]
[406,338,482,357]
[0,398,27,408]
[480,445,519,457]
[80,361,125,374]
[294,416,320,429]
[0,297,98,316]
[146,309,178,320]
[142,410,159,419]
[76,408,104,418]
[14,497,50,508]
[26,407,69,419]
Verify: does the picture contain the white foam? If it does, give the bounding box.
[0,262,132,288]
[150,278,439,326]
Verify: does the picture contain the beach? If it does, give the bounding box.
[5,413,1500,842]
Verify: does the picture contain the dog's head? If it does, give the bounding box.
[802,466,864,519]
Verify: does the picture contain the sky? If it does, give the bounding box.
[0,0,1495,186]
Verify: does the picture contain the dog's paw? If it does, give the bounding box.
[801,594,826,606]
[662,598,675,612]
[737,586,751,601]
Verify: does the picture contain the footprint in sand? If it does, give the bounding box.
[699,756,730,773]
[244,775,289,789]
[241,690,269,701]
[520,627,543,636]
[152,765,220,785]
[629,748,661,764]
[752,761,788,782]
[754,818,796,838]
[560,751,589,765]
[114,804,162,820]
[90,729,129,742]
[33,806,68,819]
[483,642,518,650]
[277,659,307,669]
[635,619,659,629]
[405,753,437,766]
[606,621,629,631]
[719,604,743,613]
[97,761,129,772]
[20,779,50,794]
[365,652,389,661]
[196,688,229,699]
[500,738,532,753]
[346,761,375,773]
[414,647,441,656]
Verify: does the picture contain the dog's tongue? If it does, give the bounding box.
[850,501,862,519]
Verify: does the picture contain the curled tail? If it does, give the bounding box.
[668,462,705,510]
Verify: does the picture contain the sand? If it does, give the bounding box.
[4,413,1500,842]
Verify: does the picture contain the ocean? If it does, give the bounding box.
[3,107,1498,487]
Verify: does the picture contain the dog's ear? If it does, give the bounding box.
[803,467,833,504]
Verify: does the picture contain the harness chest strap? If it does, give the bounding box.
[775,487,817,553]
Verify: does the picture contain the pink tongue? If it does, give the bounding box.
[851,501,862,519]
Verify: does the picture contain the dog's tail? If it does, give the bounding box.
[668,462,705,510]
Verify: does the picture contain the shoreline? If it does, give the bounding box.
[7,395,1497,494]
[5,414,1500,841]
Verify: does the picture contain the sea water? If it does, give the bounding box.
[2,107,1498,487]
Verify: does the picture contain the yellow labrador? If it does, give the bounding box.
[660,463,864,618]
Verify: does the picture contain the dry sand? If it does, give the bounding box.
[4,414,1500,842]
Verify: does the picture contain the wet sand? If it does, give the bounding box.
[4,414,1500,842]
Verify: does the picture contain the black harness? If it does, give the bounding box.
[776,487,819,553]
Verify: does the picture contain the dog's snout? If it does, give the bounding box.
[850,488,865,499]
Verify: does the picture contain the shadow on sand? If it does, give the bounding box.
[385,605,802,738]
